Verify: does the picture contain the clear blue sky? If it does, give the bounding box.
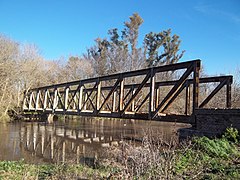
[0,0,239,75]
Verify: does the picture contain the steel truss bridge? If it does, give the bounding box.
[23,60,232,124]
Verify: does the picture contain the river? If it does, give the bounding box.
[0,117,190,164]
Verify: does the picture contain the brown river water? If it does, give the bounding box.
[0,118,190,164]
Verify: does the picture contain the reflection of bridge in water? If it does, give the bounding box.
[19,119,186,164]
[20,122,123,164]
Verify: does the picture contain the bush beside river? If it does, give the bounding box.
[0,128,240,179]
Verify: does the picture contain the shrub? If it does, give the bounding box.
[193,136,239,159]
[222,127,239,143]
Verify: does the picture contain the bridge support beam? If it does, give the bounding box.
[43,114,58,123]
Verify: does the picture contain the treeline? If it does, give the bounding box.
[0,13,185,121]
[0,13,239,121]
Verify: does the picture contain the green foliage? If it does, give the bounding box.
[175,149,195,173]
[0,160,28,179]
[193,136,239,159]
[144,30,185,67]
[0,160,25,172]
[174,136,240,179]
[88,13,184,76]
[222,127,239,143]
[0,160,110,179]
[37,164,55,179]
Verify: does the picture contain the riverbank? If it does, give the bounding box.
[1,127,240,179]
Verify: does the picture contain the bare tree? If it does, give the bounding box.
[0,35,59,121]
[62,56,93,81]
[0,35,19,120]
[232,67,240,108]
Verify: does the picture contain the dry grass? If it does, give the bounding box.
[98,128,240,179]
[100,129,179,179]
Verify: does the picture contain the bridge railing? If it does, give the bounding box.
[23,59,232,121]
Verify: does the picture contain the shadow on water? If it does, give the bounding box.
[0,117,190,165]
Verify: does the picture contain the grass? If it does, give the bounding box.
[0,128,240,179]
[174,137,240,179]
[0,160,109,179]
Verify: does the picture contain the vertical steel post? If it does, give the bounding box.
[84,91,88,110]
[96,80,101,111]
[226,79,232,108]
[35,90,40,110]
[185,82,191,115]
[149,68,155,119]
[78,86,83,112]
[29,92,33,110]
[64,87,69,111]
[53,88,58,111]
[43,90,48,110]
[192,60,200,119]
[119,75,124,113]
[112,91,116,112]
[155,87,160,111]
[131,88,135,112]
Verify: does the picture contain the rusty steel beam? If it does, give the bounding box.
[38,75,233,95]
[28,60,200,91]
[199,78,228,108]
[80,83,97,111]
[121,72,151,115]
[75,75,233,92]
[98,78,121,112]
[161,81,187,113]
[135,92,150,112]
[152,62,196,119]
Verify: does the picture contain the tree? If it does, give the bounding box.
[0,35,61,121]
[87,13,185,77]
[144,29,185,67]
[63,56,93,81]
[41,59,66,85]
[123,13,144,70]
[0,14,187,121]
[0,35,19,120]
[232,67,240,108]
[87,13,145,76]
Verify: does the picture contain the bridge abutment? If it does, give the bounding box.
[179,108,240,140]
[195,109,240,134]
